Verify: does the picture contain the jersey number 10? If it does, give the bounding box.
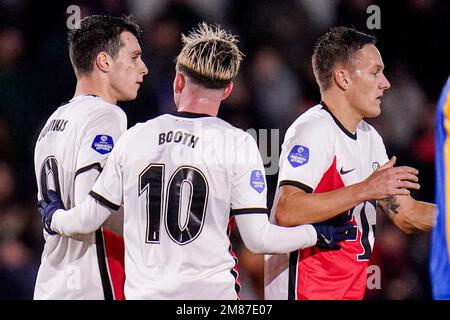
[139,164,209,245]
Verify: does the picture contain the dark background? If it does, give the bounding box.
[0,0,448,299]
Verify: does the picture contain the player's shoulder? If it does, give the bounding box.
[86,96,126,119]
[286,103,333,137]
[165,112,248,138]
[214,116,248,135]
[138,113,174,129]
[66,95,125,118]
[358,120,384,143]
[121,113,169,139]
[209,117,257,147]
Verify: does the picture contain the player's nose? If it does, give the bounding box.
[141,61,149,76]
[380,73,390,90]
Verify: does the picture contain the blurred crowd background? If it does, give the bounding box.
[0,0,449,299]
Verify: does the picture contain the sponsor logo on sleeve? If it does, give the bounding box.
[91,135,114,154]
[288,145,309,168]
[250,169,265,193]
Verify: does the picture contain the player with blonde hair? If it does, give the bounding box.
[37,23,355,299]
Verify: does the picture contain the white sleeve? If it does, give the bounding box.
[74,169,124,236]
[74,169,100,205]
[234,214,317,254]
[73,107,126,206]
[51,195,114,237]
[278,119,334,192]
[230,132,268,214]
[75,108,126,177]
[71,109,126,235]
[89,133,126,209]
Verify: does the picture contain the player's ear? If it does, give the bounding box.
[96,52,112,73]
[334,69,350,90]
[221,81,233,100]
[174,73,185,94]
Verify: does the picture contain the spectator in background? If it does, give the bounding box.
[125,0,206,121]
[250,47,303,134]
[0,162,40,299]
[0,27,31,175]
[374,65,427,157]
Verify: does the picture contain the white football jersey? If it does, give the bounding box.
[89,112,268,299]
[33,95,127,299]
[265,103,389,300]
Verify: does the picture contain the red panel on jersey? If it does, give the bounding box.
[103,229,126,300]
[227,217,241,299]
[313,156,345,193]
[293,156,368,300]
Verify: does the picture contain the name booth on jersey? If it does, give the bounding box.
[159,130,200,148]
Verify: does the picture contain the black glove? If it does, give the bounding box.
[312,221,357,250]
[38,190,65,235]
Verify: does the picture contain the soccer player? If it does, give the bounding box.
[33,15,148,299]
[264,27,436,300]
[430,75,450,299]
[37,23,355,300]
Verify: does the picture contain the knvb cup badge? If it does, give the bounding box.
[250,170,265,193]
[92,135,114,154]
[288,145,309,168]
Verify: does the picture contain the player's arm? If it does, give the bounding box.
[49,193,114,237]
[41,132,127,237]
[235,213,356,254]
[377,195,435,234]
[74,108,126,235]
[275,157,420,226]
[75,168,124,235]
[40,151,124,237]
[231,132,355,254]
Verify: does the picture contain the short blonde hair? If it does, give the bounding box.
[176,22,244,88]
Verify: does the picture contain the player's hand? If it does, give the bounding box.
[38,190,64,235]
[312,221,356,250]
[361,156,420,200]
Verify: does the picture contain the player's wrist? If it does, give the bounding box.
[303,224,318,247]
[348,182,370,203]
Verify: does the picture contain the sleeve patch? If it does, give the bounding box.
[288,145,309,167]
[250,169,265,193]
[91,135,114,154]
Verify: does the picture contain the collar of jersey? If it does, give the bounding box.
[170,111,213,118]
[319,101,357,140]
